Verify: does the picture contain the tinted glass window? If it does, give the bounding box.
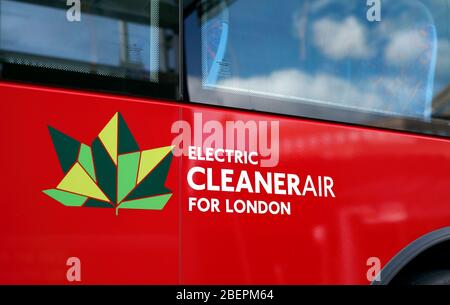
[185,0,450,137]
[0,0,179,99]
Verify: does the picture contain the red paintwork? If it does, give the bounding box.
[0,81,449,284]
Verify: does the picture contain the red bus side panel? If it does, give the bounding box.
[1,82,449,284]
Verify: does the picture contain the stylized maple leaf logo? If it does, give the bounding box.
[43,112,173,216]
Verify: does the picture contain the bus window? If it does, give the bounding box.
[184,0,450,137]
[0,0,179,99]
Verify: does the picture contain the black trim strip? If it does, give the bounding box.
[179,0,184,100]
[0,63,179,101]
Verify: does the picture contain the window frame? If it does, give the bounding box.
[0,0,181,101]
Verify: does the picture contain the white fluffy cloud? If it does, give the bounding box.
[216,69,423,115]
[384,30,431,65]
[309,0,332,13]
[210,68,431,117]
[218,69,377,106]
[312,16,372,60]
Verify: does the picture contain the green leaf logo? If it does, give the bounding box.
[43,112,174,216]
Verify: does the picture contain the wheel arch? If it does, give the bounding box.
[373,226,450,285]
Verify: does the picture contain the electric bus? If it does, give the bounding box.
[0,0,449,285]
